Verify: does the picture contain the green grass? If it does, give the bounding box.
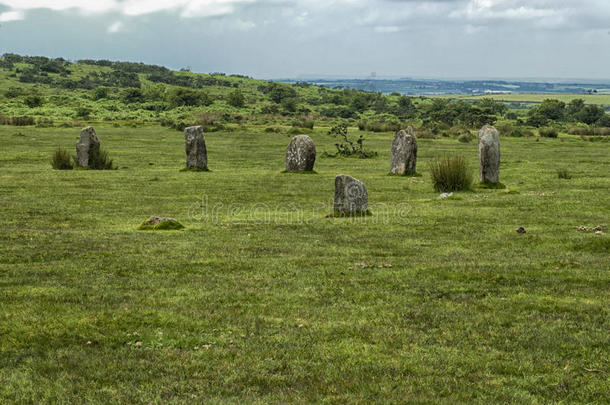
[0,125,609,403]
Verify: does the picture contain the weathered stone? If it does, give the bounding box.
[138,216,185,230]
[75,126,100,167]
[285,135,316,171]
[334,174,368,214]
[478,125,500,183]
[390,127,418,175]
[184,126,207,170]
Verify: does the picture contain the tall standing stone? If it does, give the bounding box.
[285,135,316,171]
[390,126,418,175]
[478,125,500,183]
[334,175,368,214]
[184,126,207,170]
[75,126,100,167]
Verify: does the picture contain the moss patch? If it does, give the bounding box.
[137,217,185,231]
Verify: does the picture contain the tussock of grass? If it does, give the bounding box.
[429,155,473,192]
[88,147,116,170]
[50,148,73,170]
[557,168,572,179]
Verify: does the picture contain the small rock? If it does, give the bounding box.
[138,216,185,231]
[517,227,526,234]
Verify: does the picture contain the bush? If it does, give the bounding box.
[429,155,473,192]
[539,127,558,138]
[557,168,572,179]
[227,89,246,108]
[24,95,43,108]
[458,133,473,143]
[0,116,35,126]
[88,147,115,170]
[292,118,314,129]
[325,123,377,159]
[51,148,73,170]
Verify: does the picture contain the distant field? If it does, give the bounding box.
[434,93,610,106]
[1,124,608,403]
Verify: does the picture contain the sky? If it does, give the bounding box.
[0,0,609,80]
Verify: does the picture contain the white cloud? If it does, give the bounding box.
[0,9,23,21]
[107,21,123,33]
[374,26,402,33]
[0,0,258,20]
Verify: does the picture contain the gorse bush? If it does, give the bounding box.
[539,127,558,138]
[51,148,73,170]
[429,155,473,192]
[88,147,115,170]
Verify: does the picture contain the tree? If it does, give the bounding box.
[120,87,145,104]
[576,104,605,125]
[227,89,246,108]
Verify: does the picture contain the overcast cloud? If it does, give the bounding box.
[0,0,609,79]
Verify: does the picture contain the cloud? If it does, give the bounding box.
[0,0,258,20]
[375,26,402,33]
[107,21,123,33]
[0,9,22,21]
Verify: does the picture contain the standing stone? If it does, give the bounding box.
[75,126,100,167]
[334,175,368,214]
[184,126,207,170]
[285,135,316,171]
[478,125,500,183]
[390,126,418,175]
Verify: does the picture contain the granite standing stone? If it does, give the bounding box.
[184,126,207,170]
[334,174,368,214]
[390,127,418,175]
[478,125,500,183]
[285,135,316,171]
[75,126,100,167]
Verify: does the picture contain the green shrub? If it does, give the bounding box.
[429,155,473,192]
[51,148,73,170]
[325,123,377,159]
[24,95,43,108]
[88,147,115,170]
[227,89,246,108]
[539,127,558,138]
[557,168,571,179]
[458,133,473,143]
[292,118,314,129]
[0,116,36,126]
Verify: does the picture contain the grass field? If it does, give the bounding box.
[1,124,609,403]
